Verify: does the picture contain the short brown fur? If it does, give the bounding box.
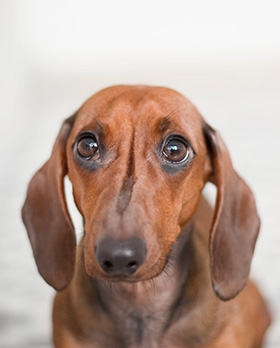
[22,85,270,348]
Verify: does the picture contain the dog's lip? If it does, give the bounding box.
[98,274,143,283]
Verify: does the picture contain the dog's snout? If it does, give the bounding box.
[95,238,146,276]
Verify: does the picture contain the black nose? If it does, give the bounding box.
[95,238,146,276]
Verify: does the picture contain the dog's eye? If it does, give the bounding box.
[77,137,99,160]
[162,138,189,163]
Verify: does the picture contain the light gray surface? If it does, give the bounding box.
[1,1,280,347]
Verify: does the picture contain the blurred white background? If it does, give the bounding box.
[0,0,279,347]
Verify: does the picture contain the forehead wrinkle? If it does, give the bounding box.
[71,112,110,143]
[79,112,105,128]
[158,106,186,132]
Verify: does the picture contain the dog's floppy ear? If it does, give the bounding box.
[22,114,77,291]
[203,122,260,301]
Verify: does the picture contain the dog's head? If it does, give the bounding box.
[22,85,260,300]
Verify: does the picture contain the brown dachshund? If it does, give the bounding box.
[22,85,270,348]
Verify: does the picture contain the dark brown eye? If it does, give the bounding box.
[163,138,189,163]
[77,137,99,159]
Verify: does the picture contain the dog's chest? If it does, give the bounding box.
[114,304,169,348]
[97,279,183,348]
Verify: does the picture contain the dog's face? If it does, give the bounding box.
[66,86,208,281]
[22,85,260,301]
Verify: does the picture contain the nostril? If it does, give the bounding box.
[127,261,137,268]
[126,261,138,274]
[103,260,113,269]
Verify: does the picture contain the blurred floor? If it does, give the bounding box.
[0,63,279,347]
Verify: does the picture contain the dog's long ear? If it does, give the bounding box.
[22,114,77,291]
[203,122,260,301]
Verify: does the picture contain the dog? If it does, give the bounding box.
[22,85,270,348]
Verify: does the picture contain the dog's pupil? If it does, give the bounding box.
[78,137,98,158]
[164,140,187,162]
